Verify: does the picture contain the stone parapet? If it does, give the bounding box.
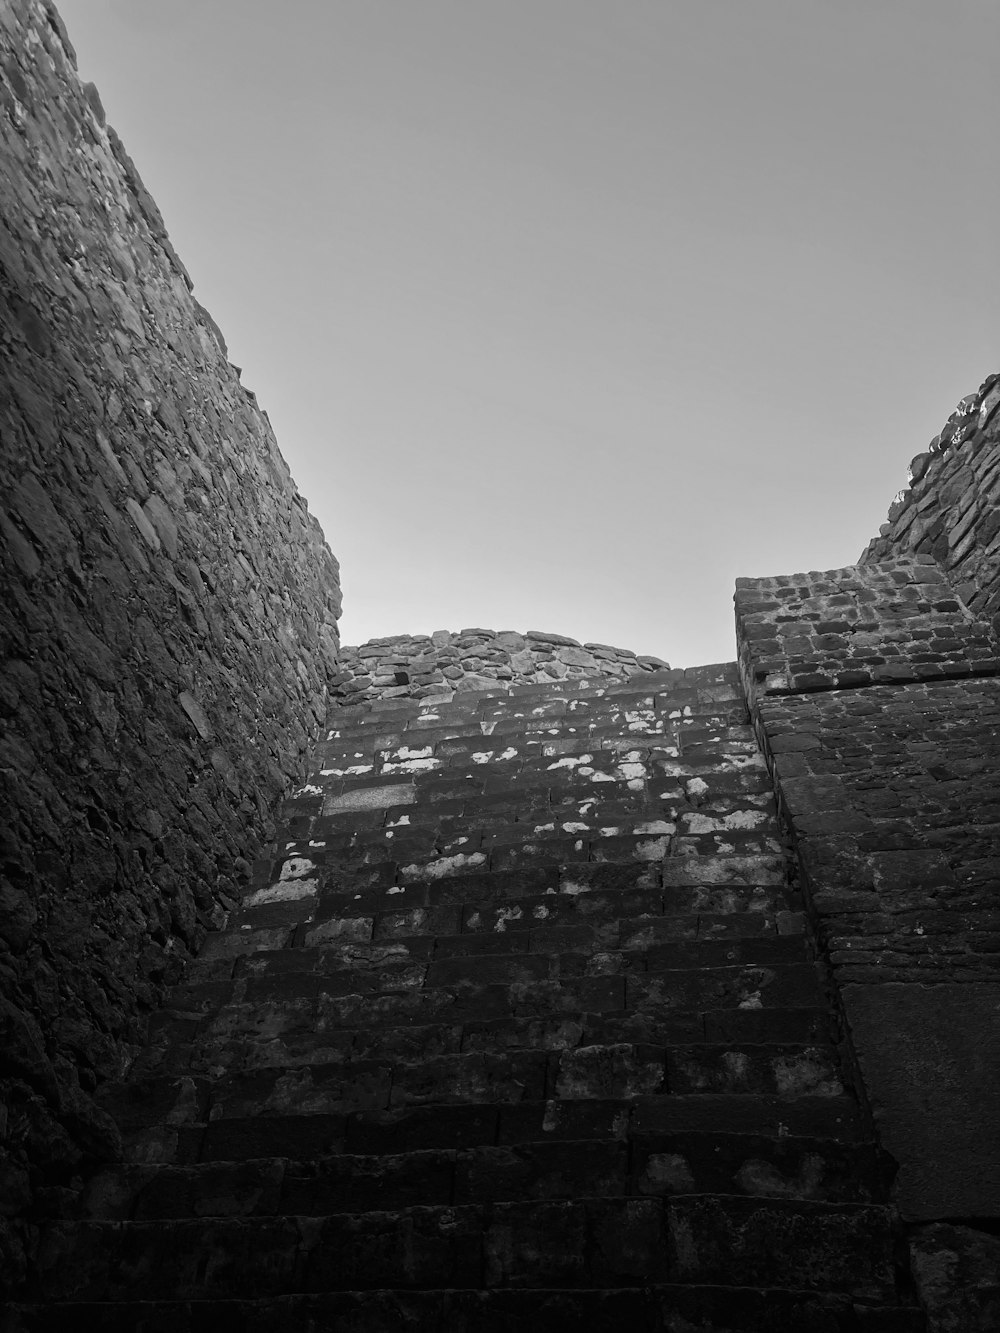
[861,370,1000,635]
[735,556,999,705]
[332,628,670,705]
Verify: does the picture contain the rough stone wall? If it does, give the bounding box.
[737,557,1000,1329]
[332,629,670,705]
[861,370,1000,634]
[0,0,340,1283]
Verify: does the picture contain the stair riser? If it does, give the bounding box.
[2,1290,928,1333]
[30,1199,899,1302]
[82,1134,891,1222]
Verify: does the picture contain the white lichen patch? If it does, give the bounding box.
[243,877,319,907]
[292,783,323,797]
[559,878,591,895]
[560,822,590,834]
[402,851,487,880]
[738,991,763,1009]
[323,784,417,814]
[385,814,411,827]
[683,810,770,833]
[279,857,316,881]
[634,836,670,862]
[494,906,523,932]
[383,745,433,762]
[547,754,593,770]
[633,820,675,835]
[471,751,494,764]
[320,763,374,777]
[381,757,442,773]
[499,747,518,761]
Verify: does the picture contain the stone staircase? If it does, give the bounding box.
[8,666,926,1330]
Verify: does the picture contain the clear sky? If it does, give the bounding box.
[56,0,999,666]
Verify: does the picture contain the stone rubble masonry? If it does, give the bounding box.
[737,558,1000,1329]
[861,369,1000,636]
[332,629,671,706]
[0,0,341,1286]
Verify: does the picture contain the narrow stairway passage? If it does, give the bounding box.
[12,665,926,1331]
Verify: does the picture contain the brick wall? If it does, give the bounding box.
[0,0,340,1285]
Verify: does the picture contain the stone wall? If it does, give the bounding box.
[0,0,340,1284]
[332,630,670,705]
[861,370,1000,633]
[737,557,1000,1329]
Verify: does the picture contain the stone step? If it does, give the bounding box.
[191,896,804,980]
[80,1133,893,1222]
[217,928,809,987]
[132,1005,841,1080]
[139,966,828,1064]
[203,878,802,958]
[126,1093,864,1165]
[27,1197,900,1303]
[3,1288,927,1332]
[100,1042,847,1143]
[171,938,817,1019]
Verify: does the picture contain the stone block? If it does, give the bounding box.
[842,983,1000,1220]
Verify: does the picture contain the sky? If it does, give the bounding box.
[56,0,999,666]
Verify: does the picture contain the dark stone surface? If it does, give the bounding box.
[739,555,1000,1329]
[843,984,1000,1220]
[0,0,340,1285]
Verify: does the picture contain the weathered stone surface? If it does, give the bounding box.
[3,0,996,1320]
[909,1222,1000,1333]
[862,370,1000,638]
[842,984,1000,1220]
[332,628,672,703]
[0,0,340,1285]
[739,551,1000,1326]
[12,664,922,1323]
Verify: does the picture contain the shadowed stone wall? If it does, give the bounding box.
[736,557,1000,1331]
[0,0,340,1286]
